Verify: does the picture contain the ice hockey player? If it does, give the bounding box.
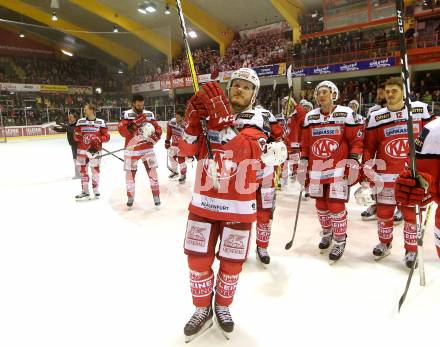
[300,80,364,263]
[283,97,308,188]
[165,108,187,183]
[348,100,360,114]
[179,71,281,342]
[229,68,285,265]
[362,77,434,266]
[361,84,387,221]
[74,104,110,200]
[118,94,162,207]
[395,116,440,259]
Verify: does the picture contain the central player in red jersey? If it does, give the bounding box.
[179,68,281,342]
[300,80,364,263]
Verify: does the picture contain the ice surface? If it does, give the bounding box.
[0,135,438,347]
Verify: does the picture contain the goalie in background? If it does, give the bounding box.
[51,113,80,179]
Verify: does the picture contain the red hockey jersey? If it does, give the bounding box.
[179,126,267,223]
[74,117,110,154]
[118,109,162,151]
[363,101,433,187]
[166,117,184,146]
[301,105,364,184]
[285,104,307,153]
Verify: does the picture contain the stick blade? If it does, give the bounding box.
[286,64,293,89]
[285,241,293,250]
[398,294,406,312]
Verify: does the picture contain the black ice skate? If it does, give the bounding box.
[405,250,418,269]
[93,188,100,199]
[329,239,346,264]
[75,191,90,201]
[319,230,333,254]
[302,190,310,201]
[393,209,403,225]
[361,204,377,221]
[373,242,392,261]
[169,171,179,179]
[153,195,161,207]
[184,305,213,343]
[214,303,234,339]
[179,174,186,184]
[126,197,134,207]
[256,246,270,265]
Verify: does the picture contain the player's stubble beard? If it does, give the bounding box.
[229,93,252,114]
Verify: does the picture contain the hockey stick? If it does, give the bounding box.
[274,65,293,189]
[100,147,124,162]
[398,202,433,311]
[95,148,125,159]
[395,0,426,311]
[175,0,219,189]
[285,189,303,250]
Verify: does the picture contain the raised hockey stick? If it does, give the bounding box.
[398,202,433,311]
[175,0,219,189]
[395,0,426,311]
[274,65,293,189]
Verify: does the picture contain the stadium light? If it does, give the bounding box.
[138,4,147,14]
[61,49,73,57]
[145,3,157,13]
[165,4,171,14]
[188,29,197,38]
[19,31,25,38]
[51,10,58,21]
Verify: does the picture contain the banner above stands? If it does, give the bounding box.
[290,57,397,77]
[131,57,396,93]
[0,82,93,94]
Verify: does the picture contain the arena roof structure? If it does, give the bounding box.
[0,0,322,68]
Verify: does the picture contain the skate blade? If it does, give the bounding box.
[185,318,213,343]
[374,252,391,261]
[319,244,332,254]
[214,317,232,340]
[75,197,91,202]
[361,216,377,221]
[328,258,339,265]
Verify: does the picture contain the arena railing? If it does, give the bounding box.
[0,104,186,127]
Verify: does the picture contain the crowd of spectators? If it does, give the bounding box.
[131,31,290,83]
[298,9,324,35]
[0,56,126,92]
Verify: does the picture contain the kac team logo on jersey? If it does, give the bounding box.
[204,149,238,180]
[385,138,409,158]
[312,138,339,158]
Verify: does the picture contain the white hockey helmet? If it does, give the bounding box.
[227,68,260,105]
[300,99,314,111]
[261,141,288,166]
[314,80,339,104]
[348,99,360,111]
[354,186,374,206]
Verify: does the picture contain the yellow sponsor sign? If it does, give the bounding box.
[40,84,69,93]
